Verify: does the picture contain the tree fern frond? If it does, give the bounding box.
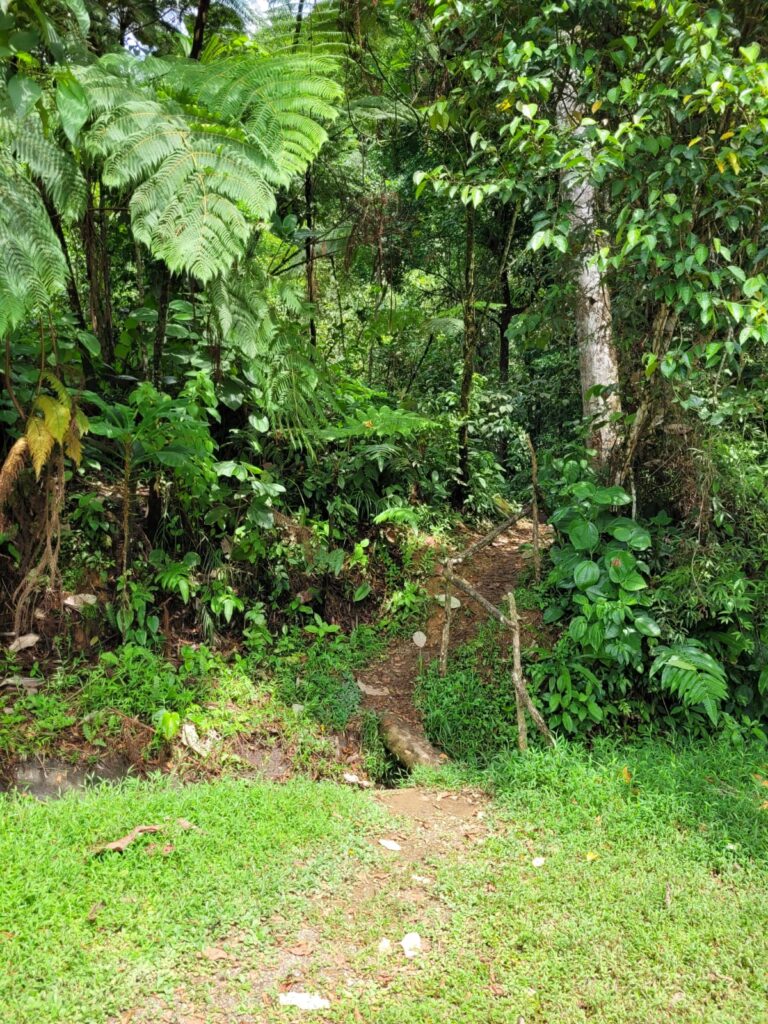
[80,38,342,281]
[0,154,68,333]
[3,114,86,220]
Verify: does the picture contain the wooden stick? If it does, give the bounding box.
[439,580,452,677]
[507,592,528,752]
[525,435,541,582]
[449,503,532,566]
[443,569,555,747]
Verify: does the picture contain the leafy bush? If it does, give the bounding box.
[76,643,213,723]
[273,625,386,730]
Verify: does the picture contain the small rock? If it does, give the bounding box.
[292,704,305,715]
[412,631,427,649]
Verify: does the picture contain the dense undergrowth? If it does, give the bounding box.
[2,0,768,774]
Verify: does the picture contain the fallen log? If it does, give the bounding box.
[378,711,444,770]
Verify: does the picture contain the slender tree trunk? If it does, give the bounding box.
[153,266,171,386]
[499,271,511,386]
[292,0,317,347]
[190,0,211,60]
[557,75,622,467]
[304,168,317,347]
[454,205,477,509]
[82,179,115,365]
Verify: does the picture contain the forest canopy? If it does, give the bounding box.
[1,0,768,751]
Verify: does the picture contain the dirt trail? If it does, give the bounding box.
[127,787,492,1024]
[356,517,543,732]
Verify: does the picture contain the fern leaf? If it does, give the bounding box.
[25,417,55,478]
[33,396,70,445]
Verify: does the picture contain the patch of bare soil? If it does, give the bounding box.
[118,786,491,1024]
[356,518,546,731]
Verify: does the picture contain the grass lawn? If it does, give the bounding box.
[0,778,385,1024]
[1,740,767,1024]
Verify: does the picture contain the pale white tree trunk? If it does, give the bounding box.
[557,76,622,466]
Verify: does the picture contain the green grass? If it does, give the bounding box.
[376,739,768,1023]
[2,740,767,1024]
[0,777,384,1024]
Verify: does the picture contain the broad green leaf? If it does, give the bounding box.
[574,560,600,589]
[7,74,42,118]
[55,74,89,143]
[567,518,600,552]
[605,549,637,584]
[633,613,661,637]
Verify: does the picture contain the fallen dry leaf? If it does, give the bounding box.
[357,680,390,697]
[92,825,161,855]
[586,850,599,862]
[176,818,199,831]
[285,941,314,957]
[8,633,39,653]
[342,772,372,789]
[87,901,105,922]
[200,946,230,962]
[622,765,633,784]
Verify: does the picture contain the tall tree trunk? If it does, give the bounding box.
[557,75,622,467]
[499,271,511,385]
[190,0,211,60]
[293,0,317,347]
[454,205,477,509]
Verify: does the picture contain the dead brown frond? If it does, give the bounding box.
[0,436,29,530]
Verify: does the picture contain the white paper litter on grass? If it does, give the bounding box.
[378,838,401,851]
[278,992,331,1011]
[400,932,422,958]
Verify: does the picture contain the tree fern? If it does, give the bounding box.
[81,33,343,282]
[207,267,324,439]
[0,152,69,334]
[650,643,728,724]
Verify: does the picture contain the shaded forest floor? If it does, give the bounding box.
[2,741,768,1024]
